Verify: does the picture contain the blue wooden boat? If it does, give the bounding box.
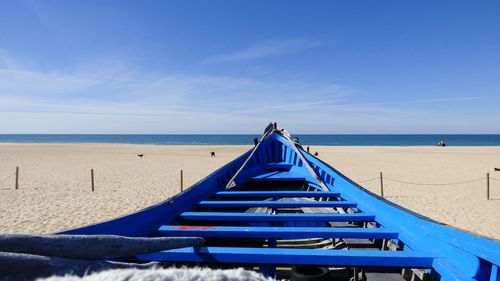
[63,123,500,281]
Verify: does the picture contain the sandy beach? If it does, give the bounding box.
[0,144,499,239]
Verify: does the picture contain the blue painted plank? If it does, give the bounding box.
[138,247,433,268]
[180,212,375,222]
[159,225,398,239]
[251,171,306,181]
[216,191,341,198]
[489,265,498,281]
[432,258,476,281]
[264,162,293,171]
[198,200,356,208]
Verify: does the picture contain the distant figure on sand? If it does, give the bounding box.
[307,146,310,152]
[495,167,500,172]
[437,140,447,147]
[210,151,216,157]
[137,154,144,158]
[314,151,319,156]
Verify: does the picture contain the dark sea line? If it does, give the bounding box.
[0,134,500,146]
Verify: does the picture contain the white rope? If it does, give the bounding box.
[357,177,379,184]
[0,173,15,186]
[225,124,275,189]
[280,130,330,191]
[383,176,485,186]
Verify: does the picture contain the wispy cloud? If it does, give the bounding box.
[203,38,321,63]
[333,96,492,109]
[1,51,498,134]
[0,51,355,133]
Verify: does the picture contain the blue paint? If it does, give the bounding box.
[198,200,357,208]
[138,246,434,268]
[301,142,500,279]
[60,125,500,280]
[180,212,376,222]
[490,265,498,281]
[215,191,340,198]
[158,225,399,239]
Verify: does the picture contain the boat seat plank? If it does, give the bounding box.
[264,162,294,171]
[138,247,433,268]
[180,212,375,222]
[198,200,357,208]
[250,171,307,181]
[158,225,399,239]
[215,191,341,198]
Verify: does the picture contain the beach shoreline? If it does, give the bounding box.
[1,143,499,239]
[1,133,500,147]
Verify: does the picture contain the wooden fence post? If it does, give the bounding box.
[15,166,19,190]
[91,169,95,192]
[180,170,184,192]
[380,172,384,198]
[487,173,490,200]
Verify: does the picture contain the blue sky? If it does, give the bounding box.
[0,0,499,134]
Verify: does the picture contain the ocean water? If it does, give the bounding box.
[0,134,499,146]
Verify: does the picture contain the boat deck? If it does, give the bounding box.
[138,180,435,281]
[62,125,500,281]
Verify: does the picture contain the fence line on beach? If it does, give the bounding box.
[357,175,487,187]
[0,172,15,186]
[1,165,499,200]
[0,165,183,198]
[357,172,499,200]
[86,167,184,198]
[0,167,19,190]
[382,176,485,186]
[357,177,380,184]
[83,168,182,198]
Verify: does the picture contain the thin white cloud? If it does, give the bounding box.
[0,51,498,134]
[0,52,355,133]
[204,38,321,63]
[333,96,492,109]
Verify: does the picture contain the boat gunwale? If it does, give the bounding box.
[302,146,499,243]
